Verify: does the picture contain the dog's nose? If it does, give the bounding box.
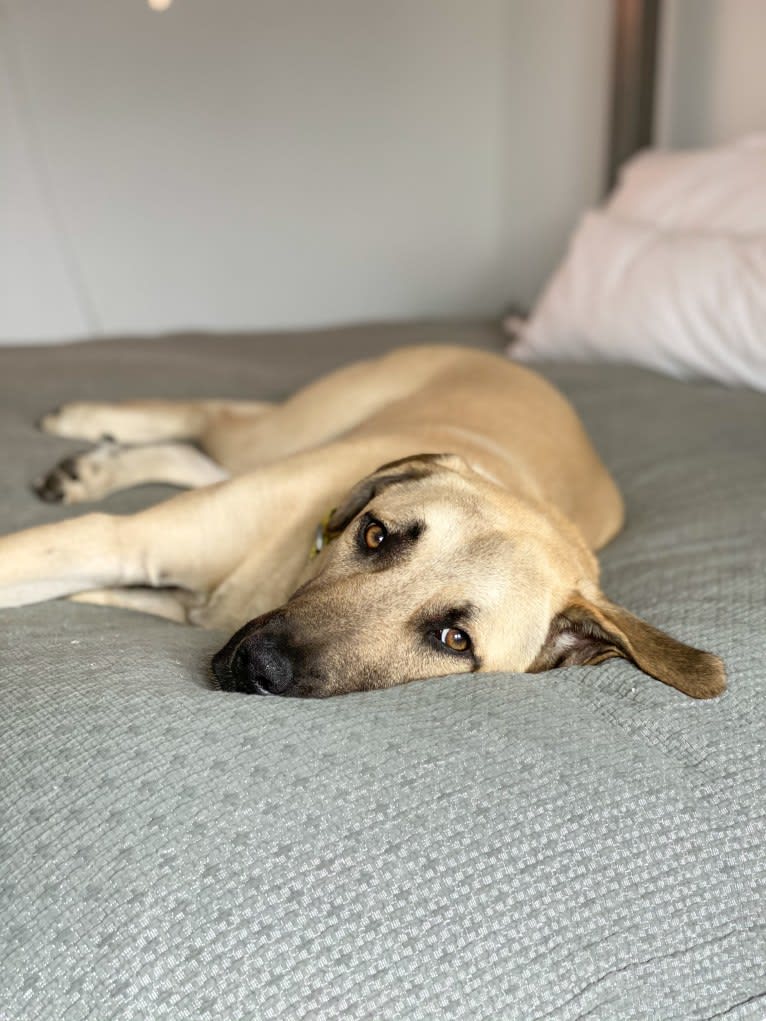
[215,633,295,695]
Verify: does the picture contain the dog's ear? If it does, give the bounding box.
[327,453,465,535]
[529,594,726,699]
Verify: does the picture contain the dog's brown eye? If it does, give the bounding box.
[439,627,471,653]
[364,521,387,550]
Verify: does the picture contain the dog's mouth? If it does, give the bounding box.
[209,649,235,692]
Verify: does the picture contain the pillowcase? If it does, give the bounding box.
[607,134,766,234]
[506,136,766,389]
[507,210,766,389]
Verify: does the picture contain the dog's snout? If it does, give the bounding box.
[213,630,295,696]
[235,635,294,695]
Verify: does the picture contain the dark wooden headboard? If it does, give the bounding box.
[606,0,661,191]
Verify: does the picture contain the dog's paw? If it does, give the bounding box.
[33,440,120,504]
[39,403,119,443]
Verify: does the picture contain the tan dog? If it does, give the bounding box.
[0,345,725,699]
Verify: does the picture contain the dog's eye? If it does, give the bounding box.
[439,627,471,653]
[363,520,387,550]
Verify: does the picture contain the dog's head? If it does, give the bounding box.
[212,454,725,700]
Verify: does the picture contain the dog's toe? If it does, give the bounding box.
[57,456,81,481]
[33,470,67,503]
[33,454,84,503]
[32,443,116,504]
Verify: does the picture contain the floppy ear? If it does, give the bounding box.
[327,453,465,534]
[529,594,726,699]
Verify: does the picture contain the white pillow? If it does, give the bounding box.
[608,134,766,235]
[507,210,766,390]
[506,136,766,389]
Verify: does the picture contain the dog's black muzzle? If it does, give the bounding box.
[212,612,297,696]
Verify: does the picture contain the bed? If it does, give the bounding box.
[1,322,764,1019]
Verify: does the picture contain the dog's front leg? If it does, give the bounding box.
[0,513,136,608]
[0,440,397,616]
[0,482,248,610]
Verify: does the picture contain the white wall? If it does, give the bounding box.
[657,0,766,147]
[2,0,611,344]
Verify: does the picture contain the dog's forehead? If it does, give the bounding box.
[376,484,526,585]
[377,475,563,605]
[376,470,531,543]
[377,470,496,522]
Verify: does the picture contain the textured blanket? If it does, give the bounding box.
[1,323,764,1020]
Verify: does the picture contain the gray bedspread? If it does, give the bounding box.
[1,323,764,1020]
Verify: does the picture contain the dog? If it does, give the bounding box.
[0,345,725,699]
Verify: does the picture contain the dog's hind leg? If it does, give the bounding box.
[68,587,199,623]
[40,398,273,445]
[34,440,229,504]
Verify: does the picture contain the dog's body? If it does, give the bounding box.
[0,345,725,699]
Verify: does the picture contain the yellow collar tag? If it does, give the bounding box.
[310,509,337,559]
